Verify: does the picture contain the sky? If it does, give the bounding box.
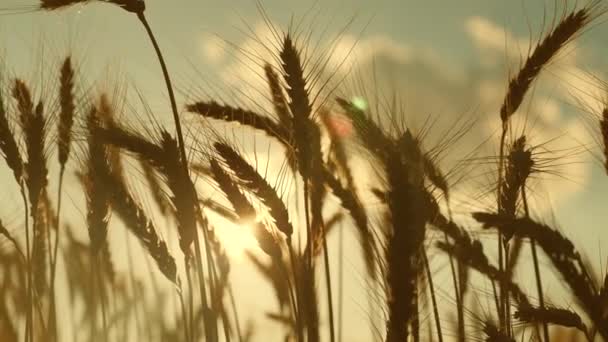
[1,0,608,341]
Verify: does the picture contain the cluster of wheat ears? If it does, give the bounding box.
[0,0,607,341]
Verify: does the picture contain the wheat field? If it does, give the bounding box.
[0,0,607,341]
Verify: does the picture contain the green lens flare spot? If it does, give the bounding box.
[352,96,368,111]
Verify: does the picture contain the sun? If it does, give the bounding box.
[211,217,260,260]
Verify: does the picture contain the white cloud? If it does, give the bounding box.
[200,34,227,64]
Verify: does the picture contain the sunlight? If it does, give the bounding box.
[213,218,260,261]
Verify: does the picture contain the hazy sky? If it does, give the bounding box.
[1,1,608,341]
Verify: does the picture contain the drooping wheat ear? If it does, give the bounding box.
[0,87,23,184]
[96,123,164,167]
[39,0,88,9]
[157,132,198,253]
[13,80,48,212]
[210,159,255,220]
[214,142,293,238]
[57,56,75,167]
[322,167,376,278]
[186,101,289,143]
[211,158,281,259]
[101,168,177,284]
[40,0,145,13]
[264,63,291,129]
[83,105,111,254]
[474,214,607,338]
[483,322,514,342]
[474,214,575,258]
[500,4,597,122]
[100,123,197,253]
[515,305,586,332]
[600,107,608,174]
[384,149,429,341]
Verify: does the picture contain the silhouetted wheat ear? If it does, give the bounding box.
[384,148,429,341]
[515,306,586,332]
[102,125,196,252]
[99,126,197,252]
[600,108,608,174]
[210,158,256,222]
[280,34,311,120]
[39,0,87,9]
[158,131,197,253]
[40,0,145,13]
[498,137,533,239]
[102,168,177,284]
[97,123,164,167]
[474,213,608,338]
[58,56,75,167]
[500,4,597,121]
[187,101,289,143]
[84,105,111,253]
[473,214,575,258]
[0,90,23,183]
[214,142,293,238]
[211,156,281,258]
[14,79,48,212]
[264,63,291,129]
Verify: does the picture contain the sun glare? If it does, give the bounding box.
[212,218,260,260]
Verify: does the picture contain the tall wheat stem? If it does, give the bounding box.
[497,124,508,332]
[135,11,217,341]
[321,227,336,342]
[422,250,443,342]
[521,186,549,342]
[21,186,32,342]
[49,168,65,342]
